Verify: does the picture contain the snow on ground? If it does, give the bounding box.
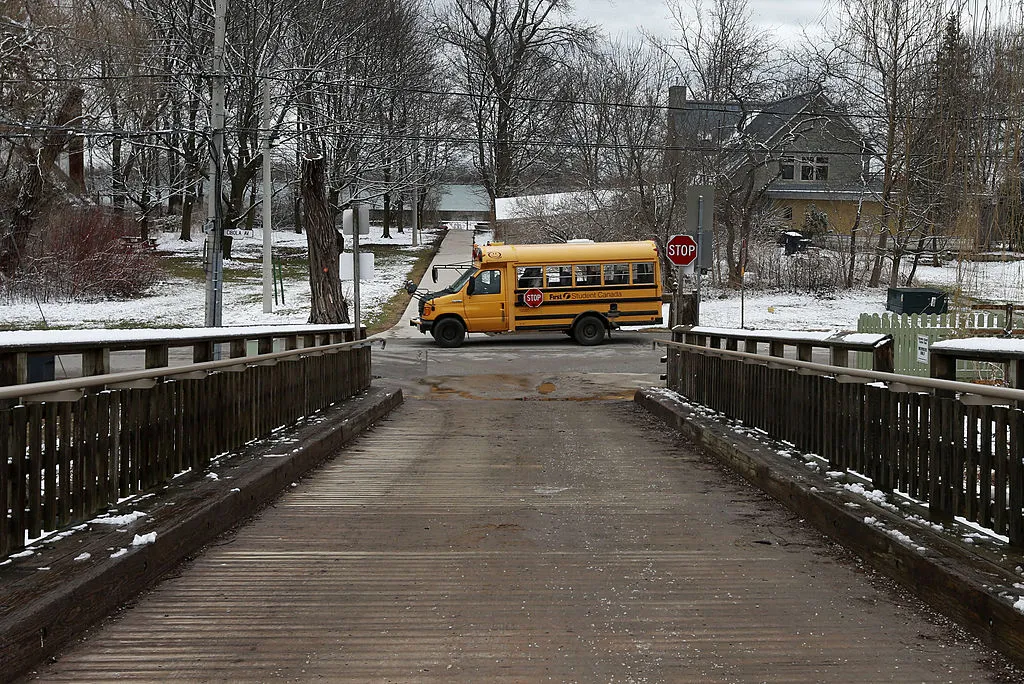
[0,227,1020,333]
[698,257,1024,331]
[697,290,887,331]
[1,225,437,330]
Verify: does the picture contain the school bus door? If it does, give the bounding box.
[464,267,508,332]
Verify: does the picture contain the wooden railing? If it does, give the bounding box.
[661,327,1024,547]
[0,324,363,386]
[679,326,895,371]
[0,339,371,558]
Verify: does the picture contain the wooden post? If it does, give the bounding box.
[82,348,110,376]
[194,341,215,363]
[144,345,169,369]
[929,350,957,399]
[873,338,895,372]
[0,352,27,386]
[676,292,698,326]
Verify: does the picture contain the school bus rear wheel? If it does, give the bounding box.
[433,318,466,348]
[573,315,606,346]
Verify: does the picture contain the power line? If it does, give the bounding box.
[0,117,1017,161]
[2,70,1023,127]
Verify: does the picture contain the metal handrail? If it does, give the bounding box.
[656,338,1024,403]
[0,339,373,401]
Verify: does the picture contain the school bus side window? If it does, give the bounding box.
[575,264,601,286]
[473,269,501,295]
[632,262,655,284]
[545,265,572,288]
[603,263,629,285]
[517,266,542,289]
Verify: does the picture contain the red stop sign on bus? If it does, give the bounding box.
[666,234,698,266]
[523,288,544,308]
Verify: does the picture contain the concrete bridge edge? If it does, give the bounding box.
[635,387,1024,670]
[2,386,403,682]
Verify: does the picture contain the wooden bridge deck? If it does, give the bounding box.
[27,388,1014,681]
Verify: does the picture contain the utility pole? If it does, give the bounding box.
[411,183,419,248]
[351,203,367,340]
[411,151,419,247]
[695,194,703,326]
[262,76,273,313]
[204,0,227,327]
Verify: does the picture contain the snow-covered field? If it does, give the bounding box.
[698,257,1024,331]
[0,226,1021,333]
[1,225,435,330]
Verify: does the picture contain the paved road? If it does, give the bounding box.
[27,332,1018,682]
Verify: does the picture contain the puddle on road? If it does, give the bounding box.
[422,374,644,401]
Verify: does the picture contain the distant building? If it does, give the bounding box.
[429,184,491,223]
[666,86,883,236]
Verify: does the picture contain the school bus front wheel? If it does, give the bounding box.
[433,317,467,348]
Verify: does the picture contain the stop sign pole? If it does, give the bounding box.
[667,194,707,326]
[695,194,704,326]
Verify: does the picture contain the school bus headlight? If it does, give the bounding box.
[423,302,433,315]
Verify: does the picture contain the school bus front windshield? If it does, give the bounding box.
[438,268,475,295]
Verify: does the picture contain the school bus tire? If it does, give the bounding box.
[573,314,606,346]
[433,317,466,348]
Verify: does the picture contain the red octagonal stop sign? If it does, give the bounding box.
[523,288,544,308]
[666,234,698,266]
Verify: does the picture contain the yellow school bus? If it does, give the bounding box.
[410,240,663,347]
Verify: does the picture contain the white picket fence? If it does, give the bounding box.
[856,311,1022,378]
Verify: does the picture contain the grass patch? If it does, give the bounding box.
[159,255,205,281]
[366,231,446,335]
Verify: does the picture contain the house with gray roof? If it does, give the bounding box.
[667,86,882,237]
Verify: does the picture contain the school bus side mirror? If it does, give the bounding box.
[404,280,417,295]
[466,277,476,295]
[431,267,438,283]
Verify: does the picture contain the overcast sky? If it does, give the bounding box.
[573,0,834,44]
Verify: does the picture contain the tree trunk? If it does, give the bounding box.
[906,234,926,285]
[180,190,195,242]
[303,155,349,324]
[0,163,45,275]
[847,207,860,289]
[382,193,392,238]
[382,163,392,238]
[0,87,84,276]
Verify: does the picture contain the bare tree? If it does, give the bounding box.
[824,0,945,287]
[302,154,348,324]
[661,0,775,101]
[656,0,782,287]
[554,39,680,264]
[435,0,595,219]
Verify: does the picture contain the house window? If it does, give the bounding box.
[782,156,829,181]
[780,157,794,180]
[799,156,829,181]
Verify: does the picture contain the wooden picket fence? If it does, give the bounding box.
[0,343,370,558]
[664,331,1024,546]
[857,311,1023,378]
